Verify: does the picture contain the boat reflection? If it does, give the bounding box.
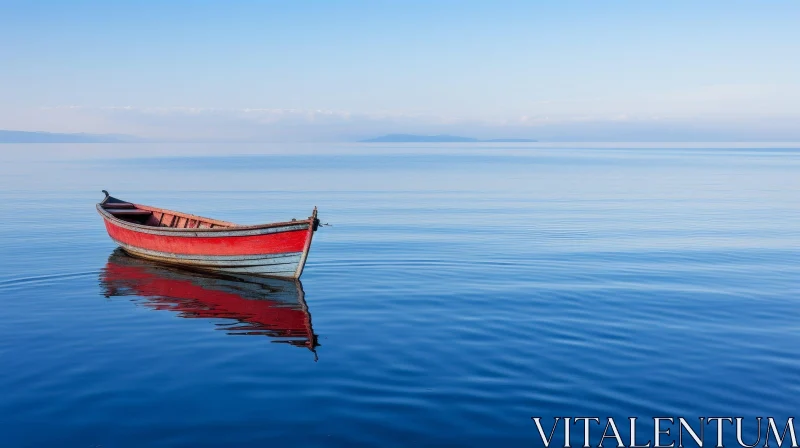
[100,249,319,357]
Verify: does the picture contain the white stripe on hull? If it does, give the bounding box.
[117,242,303,279]
[199,265,298,276]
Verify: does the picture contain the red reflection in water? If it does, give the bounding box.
[100,250,319,356]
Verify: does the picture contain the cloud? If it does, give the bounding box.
[6,106,478,141]
[3,96,800,142]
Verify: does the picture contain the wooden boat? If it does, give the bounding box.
[97,191,320,279]
[101,249,319,355]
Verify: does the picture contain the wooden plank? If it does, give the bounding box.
[109,210,153,216]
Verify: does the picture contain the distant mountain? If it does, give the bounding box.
[361,134,478,143]
[0,130,141,143]
[360,134,536,143]
[482,138,538,142]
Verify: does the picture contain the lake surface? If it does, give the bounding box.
[0,143,798,447]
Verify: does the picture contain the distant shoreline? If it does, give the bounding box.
[360,134,537,143]
[0,130,140,143]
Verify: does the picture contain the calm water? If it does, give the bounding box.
[0,143,799,447]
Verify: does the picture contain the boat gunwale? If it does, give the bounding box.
[96,203,314,235]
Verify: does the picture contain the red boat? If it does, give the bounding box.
[97,191,320,279]
[101,249,318,355]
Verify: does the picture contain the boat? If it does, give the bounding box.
[101,249,319,356]
[97,191,320,279]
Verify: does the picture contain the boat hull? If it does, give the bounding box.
[97,195,317,279]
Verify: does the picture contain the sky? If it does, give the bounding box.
[1,0,799,141]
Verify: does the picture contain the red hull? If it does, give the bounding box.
[103,220,308,256]
[97,192,319,279]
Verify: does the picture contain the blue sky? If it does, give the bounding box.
[2,1,799,141]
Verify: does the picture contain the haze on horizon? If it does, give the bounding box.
[2,1,799,142]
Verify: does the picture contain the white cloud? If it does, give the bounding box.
[2,100,800,142]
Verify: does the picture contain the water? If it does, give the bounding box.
[0,143,798,447]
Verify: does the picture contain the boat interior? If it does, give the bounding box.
[101,196,235,229]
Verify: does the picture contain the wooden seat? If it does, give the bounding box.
[108,209,153,216]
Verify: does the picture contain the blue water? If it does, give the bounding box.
[0,143,798,447]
